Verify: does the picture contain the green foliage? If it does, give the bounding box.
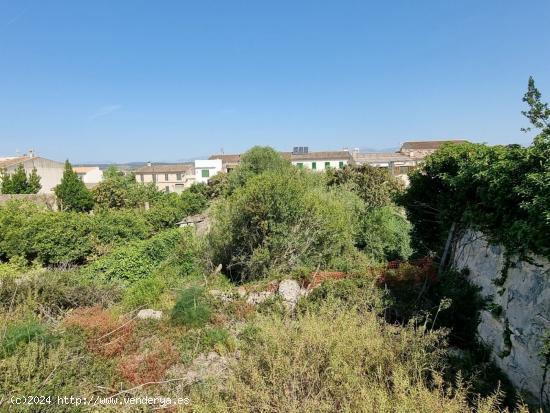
[171,286,212,328]
[0,201,93,265]
[401,79,550,258]
[200,327,230,349]
[1,319,50,358]
[327,163,404,209]
[122,276,165,310]
[84,229,182,283]
[209,169,361,281]
[357,206,413,261]
[91,209,152,248]
[92,166,162,209]
[227,146,292,192]
[0,164,42,194]
[145,190,207,231]
[55,160,93,212]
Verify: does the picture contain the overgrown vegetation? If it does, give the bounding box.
[400,77,550,259]
[2,82,547,410]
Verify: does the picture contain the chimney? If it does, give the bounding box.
[147,161,152,167]
[28,149,34,158]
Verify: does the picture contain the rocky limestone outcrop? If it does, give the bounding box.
[452,230,550,406]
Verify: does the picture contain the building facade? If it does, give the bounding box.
[73,166,103,188]
[134,163,195,193]
[0,151,64,193]
[194,159,223,184]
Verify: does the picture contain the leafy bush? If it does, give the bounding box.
[91,209,152,247]
[357,206,413,261]
[327,163,404,209]
[122,276,165,310]
[84,229,182,283]
[400,79,550,258]
[145,190,207,231]
[171,286,212,328]
[92,166,162,209]
[0,200,160,266]
[209,169,361,281]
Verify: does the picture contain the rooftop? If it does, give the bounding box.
[400,140,468,150]
[134,163,194,174]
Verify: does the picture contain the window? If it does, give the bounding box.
[339,161,344,168]
[165,186,169,193]
[201,169,210,178]
[311,162,316,170]
[165,173,169,181]
[140,174,144,183]
[325,161,331,169]
[152,174,157,183]
[296,162,304,169]
[176,173,182,181]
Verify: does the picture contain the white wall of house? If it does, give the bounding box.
[4,158,64,194]
[290,159,349,171]
[79,168,103,184]
[195,159,222,183]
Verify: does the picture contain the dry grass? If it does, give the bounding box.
[191,303,518,413]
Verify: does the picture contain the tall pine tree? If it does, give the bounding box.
[0,164,41,194]
[54,160,93,211]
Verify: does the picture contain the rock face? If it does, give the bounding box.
[137,309,163,320]
[452,230,550,406]
[278,279,301,309]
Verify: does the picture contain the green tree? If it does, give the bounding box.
[0,164,41,194]
[209,169,360,281]
[93,166,161,209]
[54,160,93,212]
[326,164,404,209]
[27,168,42,193]
[228,146,292,192]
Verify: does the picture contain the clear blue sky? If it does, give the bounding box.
[1,0,549,163]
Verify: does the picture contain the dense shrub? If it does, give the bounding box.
[401,79,550,258]
[227,146,292,192]
[171,286,212,328]
[84,229,182,283]
[92,166,162,209]
[0,200,161,265]
[357,206,413,261]
[122,276,165,310]
[145,190,207,231]
[209,169,361,281]
[327,163,404,209]
[91,209,152,247]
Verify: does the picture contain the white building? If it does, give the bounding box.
[73,166,103,188]
[0,150,64,194]
[194,159,223,184]
[289,147,352,170]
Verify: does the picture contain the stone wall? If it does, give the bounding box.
[452,230,550,406]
